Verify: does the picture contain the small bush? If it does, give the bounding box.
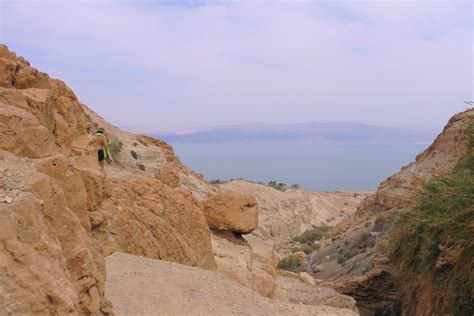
[210,179,223,184]
[294,243,319,254]
[130,150,138,160]
[137,139,148,147]
[108,141,123,157]
[267,180,288,191]
[133,142,138,147]
[293,226,330,246]
[137,163,145,171]
[277,255,301,272]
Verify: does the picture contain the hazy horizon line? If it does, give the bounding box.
[119,120,442,135]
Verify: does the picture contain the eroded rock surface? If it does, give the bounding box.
[309,108,474,314]
[0,45,227,313]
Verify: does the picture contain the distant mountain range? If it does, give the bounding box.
[148,122,438,144]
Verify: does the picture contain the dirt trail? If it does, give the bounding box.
[106,252,358,316]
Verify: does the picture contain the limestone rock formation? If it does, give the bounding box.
[274,272,359,313]
[204,192,259,234]
[309,108,474,314]
[219,180,370,256]
[0,151,111,314]
[211,231,276,297]
[0,44,223,314]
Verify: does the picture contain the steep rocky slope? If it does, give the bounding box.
[0,45,256,314]
[308,108,474,315]
[0,45,359,315]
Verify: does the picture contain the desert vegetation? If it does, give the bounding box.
[277,255,302,272]
[389,121,474,315]
[291,226,330,254]
[109,141,123,157]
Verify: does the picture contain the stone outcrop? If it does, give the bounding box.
[204,192,259,234]
[0,151,111,315]
[219,180,370,256]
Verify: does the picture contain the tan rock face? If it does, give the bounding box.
[204,192,259,234]
[96,172,216,269]
[0,58,16,87]
[0,152,111,315]
[211,231,276,297]
[155,162,180,188]
[0,100,59,157]
[0,45,226,313]
[274,274,358,313]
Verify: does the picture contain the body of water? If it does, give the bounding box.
[170,142,428,191]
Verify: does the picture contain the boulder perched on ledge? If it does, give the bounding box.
[204,192,259,234]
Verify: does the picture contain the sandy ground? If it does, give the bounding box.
[105,252,358,316]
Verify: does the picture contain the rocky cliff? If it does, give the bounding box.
[308,108,474,315]
[0,45,263,314]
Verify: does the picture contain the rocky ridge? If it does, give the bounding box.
[308,108,474,315]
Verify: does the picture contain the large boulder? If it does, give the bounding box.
[204,192,259,234]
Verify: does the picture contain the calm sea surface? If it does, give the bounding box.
[170,142,428,191]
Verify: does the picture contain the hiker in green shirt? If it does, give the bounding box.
[94,127,112,169]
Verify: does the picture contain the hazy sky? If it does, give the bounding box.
[1,0,472,132]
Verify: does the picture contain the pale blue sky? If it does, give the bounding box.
[0,0,472,132]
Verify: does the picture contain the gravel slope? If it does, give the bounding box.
[106,252,358,316]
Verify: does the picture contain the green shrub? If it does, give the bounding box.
[389,120,474,315]
[137,139,148,147]
[108,141,123,157]
[362,264,372,275]
[277,255,301,272]
[267,180,287,191]
[137,163,145,171]
[293,226,330,246]
[130,150,138,160]
[210,179,223,184]
[294,243,320,254]
[133,142,138,147]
